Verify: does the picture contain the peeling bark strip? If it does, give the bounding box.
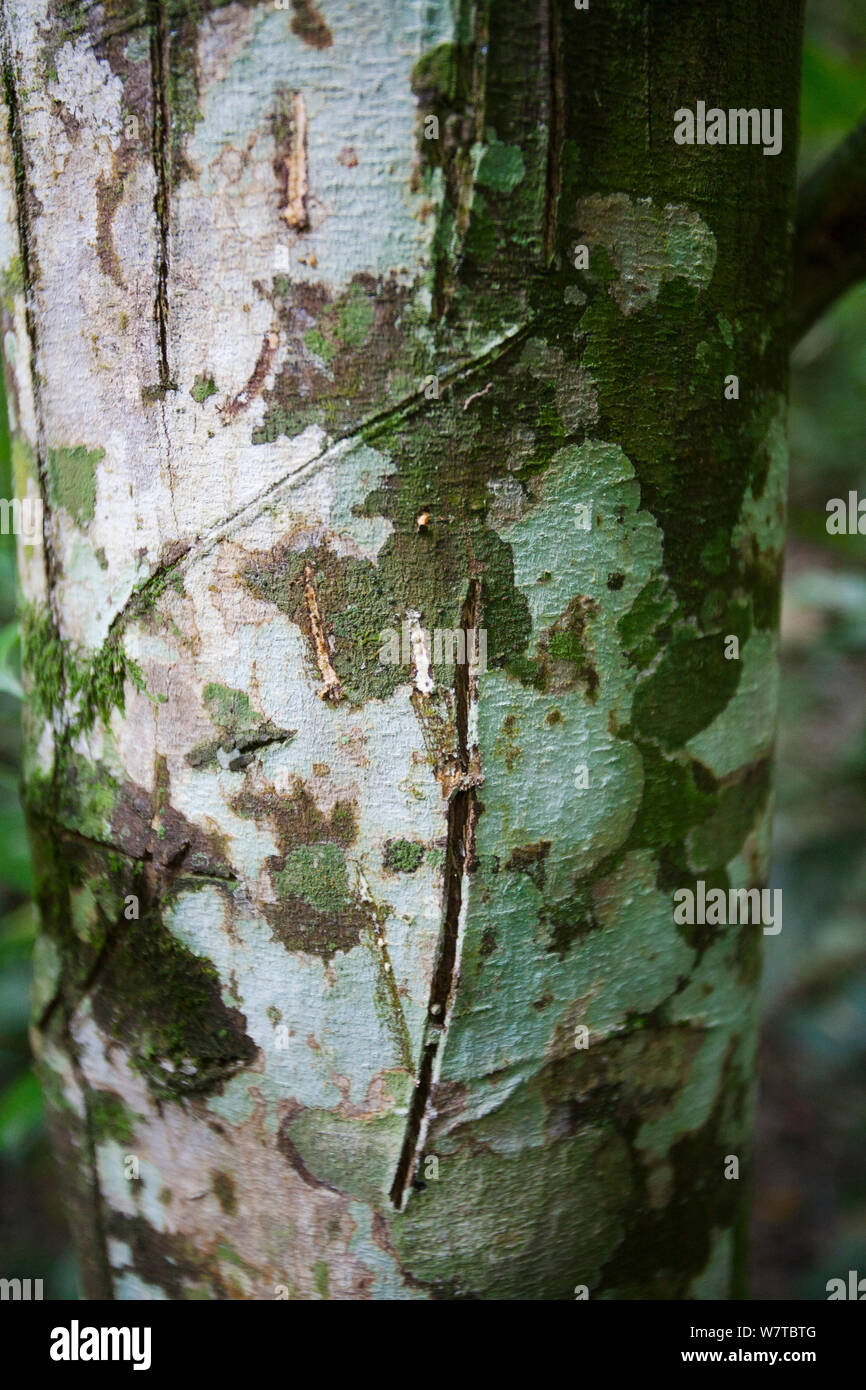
[462,381,492,411]
[1,0,805,1299]
[303,563,341,700]
[222,331,279,420]
[280,92,309,230]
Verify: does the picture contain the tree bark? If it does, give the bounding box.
[0,0,804,1299]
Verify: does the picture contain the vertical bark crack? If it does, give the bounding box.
[148,0,173,393]
[644,1,654,154]
[541,0,564,263]
[389,577,482,1209]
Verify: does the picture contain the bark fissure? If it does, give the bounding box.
[541,0,563,264]
[389,577,481,1210]
[429,0,489,322]
[644,1,653,153]
[148,0,174,394]
[222,330,280,421]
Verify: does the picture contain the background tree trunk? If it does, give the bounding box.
[0,0,803,1299]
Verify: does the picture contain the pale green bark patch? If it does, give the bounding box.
[475,140,526,194]
[576,194,717,315]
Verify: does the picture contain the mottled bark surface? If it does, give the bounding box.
[0,0,803,1298]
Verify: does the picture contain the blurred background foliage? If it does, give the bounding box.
[0,0,865,1300]
[751,0,866,1300]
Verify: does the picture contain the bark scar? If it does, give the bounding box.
[303,563,342,700]
[221,331,279,421]
[281,92,309,230]
[148,0,174,393]
[462,381,493,411]
[356,867,414,1071]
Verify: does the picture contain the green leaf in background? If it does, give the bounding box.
[801,41,866,142]
[0,1069,43,1155]
[0,901,37,971]
[0,767,31,895]
[0,620,22,699]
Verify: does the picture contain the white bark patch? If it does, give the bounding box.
[406,609,434,694]
[187,1,444,289]
[0,0,452,654]
[105,477,454,1139]
[71,1011,417,1298]
[49,41,124,155]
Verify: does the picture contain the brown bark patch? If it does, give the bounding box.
[504,839,551,890]
[231,777,357,855]
[277,1110,341,1192]
[290,0,333,49]
[263,889,370,962]
[220,331,279,421]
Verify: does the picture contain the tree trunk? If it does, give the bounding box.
[0,0,803,1299]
